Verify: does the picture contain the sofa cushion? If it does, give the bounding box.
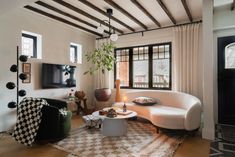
[113,102,187,129]
[150,105,186,129]
[133,97,157,106]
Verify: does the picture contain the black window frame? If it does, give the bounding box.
[70,45,78,63]
[22,33,37,58]
[114,42,172,90]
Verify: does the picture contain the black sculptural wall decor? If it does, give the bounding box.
[6,46,28,113]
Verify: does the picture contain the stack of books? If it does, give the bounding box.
[117,110,132,116]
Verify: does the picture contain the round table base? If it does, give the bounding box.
[102,119,127,136]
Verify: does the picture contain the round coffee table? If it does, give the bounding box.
[92,108,137,136]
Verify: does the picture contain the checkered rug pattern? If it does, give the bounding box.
[210,124,235,157]
[11,97,48,146]
[52,120,185,157]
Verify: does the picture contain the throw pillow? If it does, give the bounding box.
[133,97,157,106]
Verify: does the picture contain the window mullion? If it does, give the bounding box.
[149,46,153,88]
[114,49,117,88]
[169,43,172,89]
[33,36,37,58]
[129,48,133,88]
[75,46,77,63]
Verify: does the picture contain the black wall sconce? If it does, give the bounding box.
[6,46,28,113]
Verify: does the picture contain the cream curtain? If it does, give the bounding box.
[94,38,111,89]
[172,23,203,100]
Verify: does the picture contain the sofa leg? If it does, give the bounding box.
[155,126,160,134]
[190,128,199,137]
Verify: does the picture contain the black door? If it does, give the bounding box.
[218,36,235,125]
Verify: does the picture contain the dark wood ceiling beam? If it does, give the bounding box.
[53,0,123,34]
[131,0,161,27]
[181,0,193,22]
[78,0,135,32]
[156,0,176,24]
[24,5,102,36]
[35,1,110,35]
[104,0,148,30]
[231,0,235,11]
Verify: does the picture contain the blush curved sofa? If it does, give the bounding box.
[113,90,201,131]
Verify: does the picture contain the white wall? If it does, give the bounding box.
[0,8,96,132]
[0,0,37,15]
[202,0,215,140]
[200,0,235,140]
[213,4,235,123]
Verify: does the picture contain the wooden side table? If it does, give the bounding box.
[75,98,88,115]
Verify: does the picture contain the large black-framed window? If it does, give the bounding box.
[21,33,37,58]
[114,42,172,90]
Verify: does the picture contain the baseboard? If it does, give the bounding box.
[202,127,215,140]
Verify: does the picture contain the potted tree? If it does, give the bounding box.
[84,42,116,101]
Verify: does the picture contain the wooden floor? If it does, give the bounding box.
[0,115,210,157]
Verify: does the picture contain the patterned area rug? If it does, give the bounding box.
[51,120,186,157]
[210,124,235,157]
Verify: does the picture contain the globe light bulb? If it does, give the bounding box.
[97,26,104,34]
[110,33,118,41]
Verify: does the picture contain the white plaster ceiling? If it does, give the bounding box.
[15,0,202,37]
[0,0,37,15]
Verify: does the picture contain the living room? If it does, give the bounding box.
[0,0,235,157]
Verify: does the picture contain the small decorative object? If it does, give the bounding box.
[94,88,111,102]
[22,63,31,83]
[123,96,127,112]
[22,74,31,83]
[6,82,16,89]
[10,64,17,72]
[75,90,85,100]
[133,97,157,106]
[18,90,26,97]
[115,79,121,102]
[68,89,75,100]
[82,115,102,129]
[106,108,117,118]
[6,46,28,113]
[99,110,107,115]
[22,63,31,73]
[19,73,27,80]
[8,101,17,108]
[19,55,28,62]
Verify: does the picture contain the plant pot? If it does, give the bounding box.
[94,88,111,102]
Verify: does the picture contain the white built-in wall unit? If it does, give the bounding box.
[0,7,95,132]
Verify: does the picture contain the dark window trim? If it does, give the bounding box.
[114,42,172,90]
[22,33,37,58]
[70,45,78,63]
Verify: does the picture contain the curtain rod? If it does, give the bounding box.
[96,20,202,40]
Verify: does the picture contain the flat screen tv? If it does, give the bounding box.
[42,63,76,89]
